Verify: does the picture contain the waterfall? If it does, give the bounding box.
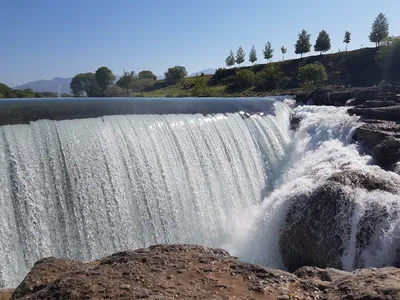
[226,105,400,270]
[2,99,399,288]
[0,101,293,288]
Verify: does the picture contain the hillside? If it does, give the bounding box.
[0,83,67,98]
[142,47,386,98]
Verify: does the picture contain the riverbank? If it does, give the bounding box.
[4,245,400,299]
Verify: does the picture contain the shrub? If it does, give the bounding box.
[191,76,212,97]
[212,68,236,85]
[105,85,126,97]
[255,64,284,91]
[183,79,195,89]
[234,69,255,89]
[131,78,155,92]
[298,62,327,86]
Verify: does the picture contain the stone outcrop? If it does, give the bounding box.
[345,87,400,167]
[6,244,400,300]
[350,118,400,167]
[279,169,400,272]
[348,105,400,122]
[310,85,400,107]
[310,84,400,106]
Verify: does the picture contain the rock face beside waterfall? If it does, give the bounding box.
[345,89,400,167]
[279,169,400,272]
[7,244,400,300]
[310,84,400,106]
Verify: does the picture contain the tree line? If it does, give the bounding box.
[70,66,188,97]
[225,13,389,67]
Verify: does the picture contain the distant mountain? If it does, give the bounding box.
[15,77,72,94]
[189,68,216,77]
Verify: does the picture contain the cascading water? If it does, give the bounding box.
[226,105,400,271]
[1,99,399,289]
[0,101,292,288]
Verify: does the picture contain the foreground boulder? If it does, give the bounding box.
[280,169,400,272]
[8,244,400,300]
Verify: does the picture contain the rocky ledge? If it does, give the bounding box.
[337,85,400,168]
[2,244,400,299]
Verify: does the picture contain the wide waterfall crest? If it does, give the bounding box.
[0,101,292,288]
[1,101,399,288]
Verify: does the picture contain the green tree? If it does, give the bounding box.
[164,66,188,85]
[369,13,389,47]
[376,36,400,81]
[0,83,12,98]
[263,42,274,62]
[131,78,155,92]
[236,46,245,66]
[280,46,287,60]
[105,86,126,97]
[295,30,311,58]
[70,72,100,97]
[138,70,157,81]
[234,69,255,89]
[116,70,137,95]
[343,31,351,51]
[225,50,235,68]
[298,63,327,88]
[95,66,115,94]
[255,64,283,91]
[191,75,212,97]
[249,45,257,65]
[314,30,331,54]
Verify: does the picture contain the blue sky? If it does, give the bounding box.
[0,0,399,86]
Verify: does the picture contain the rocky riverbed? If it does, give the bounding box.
[2,244,400,300]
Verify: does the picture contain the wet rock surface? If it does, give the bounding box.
[279,182,355,272]
[280,169,400,272]
[7,244,400,300]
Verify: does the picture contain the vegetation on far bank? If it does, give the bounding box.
[0,83,70,99]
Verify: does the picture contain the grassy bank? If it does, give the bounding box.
[141,47,392,98]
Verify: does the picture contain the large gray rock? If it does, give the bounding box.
[279,169,400,272]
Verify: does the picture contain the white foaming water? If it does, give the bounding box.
[226,105,400,271]
[0,101,292,288]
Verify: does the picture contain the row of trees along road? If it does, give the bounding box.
[70,66,187,97]
[225,12,389,67]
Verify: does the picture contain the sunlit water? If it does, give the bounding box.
[0,99,399,288]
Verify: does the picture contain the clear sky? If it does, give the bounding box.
[0,0,399,86]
